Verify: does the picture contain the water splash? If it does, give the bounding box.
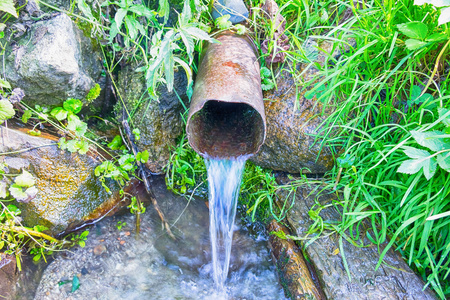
[205,156,248,291]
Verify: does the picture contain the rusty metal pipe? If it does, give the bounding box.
[186,31,266,159]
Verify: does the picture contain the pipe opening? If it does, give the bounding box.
[187,100,265,158]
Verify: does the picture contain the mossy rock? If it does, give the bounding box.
[0,128,119,236]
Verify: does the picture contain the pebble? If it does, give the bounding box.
[93,244,106,256]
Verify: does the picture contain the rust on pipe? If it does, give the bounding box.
[186,31,266,159]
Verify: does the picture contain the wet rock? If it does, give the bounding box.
[277,184,438,300]
[4,13,102,108]
[251,41,349,174]
[0,253,17,299]
[116,65,188,174]
[0,127,121,236]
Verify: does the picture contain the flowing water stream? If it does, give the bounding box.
[205,156,248,292]
[33,177,286,299]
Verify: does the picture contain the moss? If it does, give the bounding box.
[86,83,101,103]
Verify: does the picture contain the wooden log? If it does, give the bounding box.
[276,185,438,300]
[268,220,325,300]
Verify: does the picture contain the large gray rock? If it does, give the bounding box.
[277,183,437,300]
[251,41,342,174]
[4,13,102,108]
[0,127,121,236]
[116,66,188,174]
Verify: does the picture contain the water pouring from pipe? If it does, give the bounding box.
[186,31,266,291]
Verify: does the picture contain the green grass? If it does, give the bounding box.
[257,0,450,297]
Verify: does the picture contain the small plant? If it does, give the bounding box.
[116,221,126,230]
[397,108,450,181]
[165,135,206,195]
[260,66,275,91]
[128,196,145,215]
[70,230,89,248]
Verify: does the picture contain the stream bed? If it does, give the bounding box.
[32,177,286,300]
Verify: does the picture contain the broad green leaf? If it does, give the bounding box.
[0,99,15,122]
[437,152,450,171]
[180,30,194,63]
[51,107,68,121]
[118,154,135,166]
[64,140,79,153]
[438,7,450,25]
[136,150,149,163]
[15,170,35,187]
[77,0,95,21]
[397,22,428,40]
[0,181,7,198]
[405,39,427,50]
[426,32,448,42]
[424,156,437,180]
[0,78,11,89]
[109,20,120,43]
[158,0,170,23]
[63,99,83,114]
[411,85,421,99]
[261,78,275,91]
[115,8,128,30]
[22,110,32,123]
[67,114,87,137]
[180,0,192,27]
[9,184,27,201]
[438,107,450,126]
[260,67,272,78]
[164,50,175,92]
[403,147,431,158]
[410,130,450,151]
[125,15,138,40]
[76,140,90,154]
[0,0,18,18]
[108,135,123,150]
[146,30,175,97]
[234,24,246,35]
[215,15,232,30]
[185,26,214,42]
[397,155,436,180]
[128,5,156,21]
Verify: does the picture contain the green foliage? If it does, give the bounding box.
[215,15,232,30]
[116,221,126,230]
[144,0,215,99]
[86,84,101,102]
[260,67,275,91]
[165,135,206,195]
[398,108,450,180]
[0,0,18,18]
[414,0,450,25]
[70,230,89,248]
[0,164,92,269]
[0,99,15,123]
[128,196,145,215]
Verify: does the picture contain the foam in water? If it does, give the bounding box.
[205,156,249,291]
